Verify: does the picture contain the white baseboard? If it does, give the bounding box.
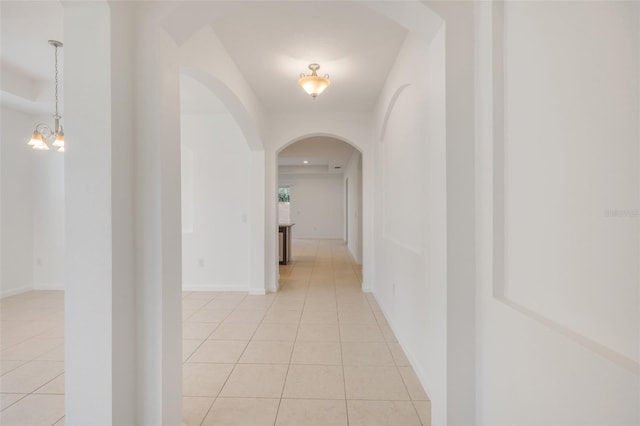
[33,283,64,291]
[182,284,249,292]
[1,285,32,299]
[294,236,345,240]
[248,288,266,296]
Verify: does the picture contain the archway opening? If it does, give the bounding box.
[276,136,364,288]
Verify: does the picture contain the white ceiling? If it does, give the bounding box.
[209,1,407,113]
[0,1,64,115]
[278,136,357,175]
[0,1,406,117]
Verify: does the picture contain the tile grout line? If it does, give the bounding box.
[332,241,351,426]
[365,294,426,426]
[273,239,316,426]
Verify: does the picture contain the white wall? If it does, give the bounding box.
[344,150,363,263]
[0,107,66,297]
[278,173,344,239]
[181,113,251,291]
[33,146,65,290]
[1,107,35,297]
[372,28,448,424]
[476,1,640,424]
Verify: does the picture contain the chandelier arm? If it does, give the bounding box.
[35,123,55,142]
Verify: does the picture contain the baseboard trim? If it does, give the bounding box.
[294,236,345,240]
[33,283,64,291]
[248,288,266,296]
[1,285,32,299]
[182,284,249,292]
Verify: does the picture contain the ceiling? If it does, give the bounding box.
[208,1,407,113]
[278,137,358,175]
[0,1,407,117]
[1,1,64,114]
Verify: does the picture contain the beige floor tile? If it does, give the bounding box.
[291,340,342,365]
[339,324,384,342]
[252,323,298,341]
[236,295,276,310]
[239,340,294,364]
[341,341,395,366]
[53,415,65,426]
[36,345,64,361]
[262,309,302,324]
[1,337,63,361]
[344,366,409,400]
[282,364,345,399]
[0,360,64,393]
[380,324,398,343]
[399,366,429,400]
[0,394,64,426]
[337,309,377,325]
[183,298,213,311]
[300,310,339,324]
[189,309,234,324]
[0,360,25,376]
[183,322,220,340]
[388,342,410,366]
[0,393,27,410]
[189,340,248,364]
[220,364,288,398]
[202,397,279,426]
[276,399,348,426]
[303,300,338,312]
[205,299,244,311]
[413,400,431,426]
[183,339,203,362]
[34,372,65,394]
[183,396,214,426]
[296,323,340,342]
[347,400,421,426]
[183,363,234,397]
[209,323,258,341]
[223,309,266,325]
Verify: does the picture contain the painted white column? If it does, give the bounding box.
[64,2,135,424]
[264,147,279,292]
[64,2,182,425]
[133,4,183,425]
[249,149,266,294]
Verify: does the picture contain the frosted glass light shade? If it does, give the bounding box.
[52,131,64,149]
[298,75,330,98]
[298,63,330,98]
[28,131,43,147]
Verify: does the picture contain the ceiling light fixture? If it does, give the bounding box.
[303,160,309,164]
[298,63,330,99]
[28,40,64,152]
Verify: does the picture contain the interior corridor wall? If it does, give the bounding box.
[1,107,35,297]
[372,30,447,423]
[181,113,250,291]
[476,2,640,423]
[344,150,363,263]
[33,145,65,290]
[278,173,344,239]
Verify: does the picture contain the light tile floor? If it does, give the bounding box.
[0,239,431,426]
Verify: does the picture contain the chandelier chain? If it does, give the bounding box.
[54,44,59,117]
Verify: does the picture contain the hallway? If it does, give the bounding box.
[182,239,429,425]
[0,240,429,426]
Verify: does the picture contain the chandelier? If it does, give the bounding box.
[298,63,330,99]
[28,40,64,152]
